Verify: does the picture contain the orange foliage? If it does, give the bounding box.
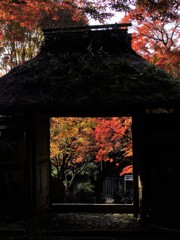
[0,0,88,75]
[0,0,49,30]
[94,117,132,163]
[50,117,132,168]
[50,117,133,197]
[120,165,133,176]
[122,7,180,76]
[0,0,87,38]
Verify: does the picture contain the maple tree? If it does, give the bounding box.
[50,117,132,203]
[1,0,179,75]
[0,0,178,35]
[94,117,132,163]
[0,0,88,74]
[120,165,133,176]
[122,5,180,77]
[0,24,43,74]
[92,117,132,201]
[50,117,98,202]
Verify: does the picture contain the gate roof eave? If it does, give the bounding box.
[0,24,180,115]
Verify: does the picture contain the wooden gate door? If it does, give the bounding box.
[35,112,50,213]
[0,116,25,216]
[142,113,180,227]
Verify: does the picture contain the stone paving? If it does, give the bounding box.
[42,212,180,239]
[47,213,140,232]
[1,212,180,239]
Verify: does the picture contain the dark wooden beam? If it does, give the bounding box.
[42,23,132,34]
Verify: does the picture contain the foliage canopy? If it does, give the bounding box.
[50,117,132,202]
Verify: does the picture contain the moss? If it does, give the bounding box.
[0,50,180,111]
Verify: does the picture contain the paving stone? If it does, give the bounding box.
[1,212,180,239]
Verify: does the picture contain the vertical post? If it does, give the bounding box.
[132,113,139,217]
[24,110,36,234]
[132,112,146,219]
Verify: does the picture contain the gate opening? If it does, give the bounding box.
[50,117,133,207]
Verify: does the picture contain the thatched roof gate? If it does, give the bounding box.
[0,24,180,229]
[0,24,179,115]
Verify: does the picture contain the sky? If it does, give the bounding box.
[89,11,134,34]
[89,12,125,25]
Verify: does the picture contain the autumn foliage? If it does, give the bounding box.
[50,117,132,202]
[50,117,132,174]
[0,0,85,30]
[0,1,179,76]
[0,0,88,75]
[122,6,180,77]
[94,117,132,162]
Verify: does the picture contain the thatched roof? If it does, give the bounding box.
[0,24,180,115]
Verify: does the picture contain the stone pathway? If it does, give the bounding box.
[1,212,180,239]
[42,212,180,240]
[47,213,140,232]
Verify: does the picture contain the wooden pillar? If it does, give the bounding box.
[142,113,180,228]
[24,110,50,223]
[24,110,36,224]
[35,111,50,213]
[132,112,147,220]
